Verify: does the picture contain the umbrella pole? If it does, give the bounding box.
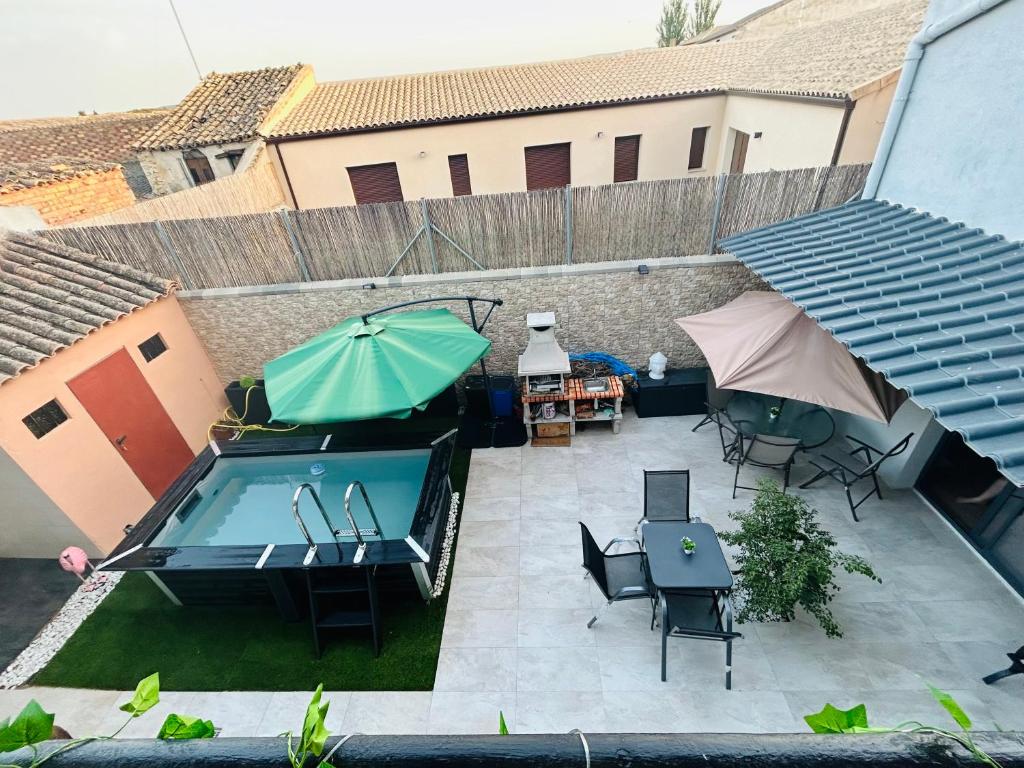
[468,302,498,448]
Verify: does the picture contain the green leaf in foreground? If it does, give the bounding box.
[804,703,869,734]
[498,711,509,735]
[157,713,216,740]
[302,685,331,757]
[928,684,972,731]
[0,701,55,752]
[119,672,160,717]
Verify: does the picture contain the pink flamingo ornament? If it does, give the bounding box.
[58,547,106,591]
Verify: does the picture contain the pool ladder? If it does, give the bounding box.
[291,482,384,659]
[290,481,385,566]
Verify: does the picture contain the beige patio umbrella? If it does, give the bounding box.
[675,291,889,422]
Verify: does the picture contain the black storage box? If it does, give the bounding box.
[632,367,708,418]
[464,375,517,417]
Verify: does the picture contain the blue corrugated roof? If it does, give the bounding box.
[720,199,1024,486]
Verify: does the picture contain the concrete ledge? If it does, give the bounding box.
[8,732,1024,768]
[177,254,739,300]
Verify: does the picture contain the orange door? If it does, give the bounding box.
[67,348,195,499]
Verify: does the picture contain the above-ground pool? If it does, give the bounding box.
[152,450,431,548]
[103,431,457,615]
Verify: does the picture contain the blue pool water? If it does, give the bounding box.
[151,450,431,547]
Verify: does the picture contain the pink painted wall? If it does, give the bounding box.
[0,296,227,554]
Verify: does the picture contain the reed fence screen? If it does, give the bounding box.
[42,164,870,290]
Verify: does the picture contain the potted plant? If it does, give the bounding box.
[719,478,879,638]
[224,375,273,426]
[680,536,696,555]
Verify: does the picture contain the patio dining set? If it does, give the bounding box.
[579,386,915,690]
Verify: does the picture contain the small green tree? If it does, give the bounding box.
[657,0,688,46]
[720,479,879,638]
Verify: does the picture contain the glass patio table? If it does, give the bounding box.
[725,392,835,449]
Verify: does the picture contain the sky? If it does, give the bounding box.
[0,0,774,120]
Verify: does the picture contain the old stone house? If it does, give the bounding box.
[0,109,170,199]
[132,65,315,195]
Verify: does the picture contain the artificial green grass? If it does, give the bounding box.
[33,448,470,692]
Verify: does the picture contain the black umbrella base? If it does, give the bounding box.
[458,414,528,449]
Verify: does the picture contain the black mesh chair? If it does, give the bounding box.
[660,591,742,687]
[799,433,914,521]
[717,410,746,463]
[692,371,735,432]
[636,470,692,534]
[580,522,654,628]
[732,433,802,497]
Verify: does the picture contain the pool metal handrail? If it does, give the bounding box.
[291,483,340,566]
[343,480,385,565]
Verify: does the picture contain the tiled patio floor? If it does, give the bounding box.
[2,411,1022,736]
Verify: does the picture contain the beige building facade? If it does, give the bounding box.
[265,0,920,209]
[270,87,891,209]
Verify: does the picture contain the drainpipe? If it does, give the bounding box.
[829,98,854,166]
[861,0,1008,199]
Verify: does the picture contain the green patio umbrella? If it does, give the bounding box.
[264,307,492,424]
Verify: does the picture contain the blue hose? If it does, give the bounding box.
[569,352,637,378]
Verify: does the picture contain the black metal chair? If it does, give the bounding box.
[732,433,802,497]
[636,470,692,534]
[984,645,1024,685]
[659,591,742,687]
[579,522,655,628]
[799,433,914,521]
[716,408,745,463]
[692,371,735,432]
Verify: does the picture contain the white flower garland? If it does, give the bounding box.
[429,491,461,599]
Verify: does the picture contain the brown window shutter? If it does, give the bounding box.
[347,162,404,204]
[524,143,571,190]
[730,130,750,174]
[448,154,472,196]
[613,135,641,183]
[688,126,710,170]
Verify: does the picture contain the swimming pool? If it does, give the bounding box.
[152,450,430,548]
[102,431,457,612]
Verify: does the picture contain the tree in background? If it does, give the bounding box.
[689,0,722,38]
[656,0,688,47]
[657,0,722,46]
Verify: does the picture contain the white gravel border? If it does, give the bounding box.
[0,571,123,689]
[429,491,460,598]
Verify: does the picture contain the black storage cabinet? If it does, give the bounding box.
[632,367,708,418]
[464,375,517,417]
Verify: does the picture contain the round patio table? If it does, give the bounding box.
[725,392,835,449]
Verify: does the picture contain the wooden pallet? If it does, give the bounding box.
[531,434,571,447]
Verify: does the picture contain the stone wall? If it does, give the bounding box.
[179,255,766,383]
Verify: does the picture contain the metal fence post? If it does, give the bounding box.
[706,174,728,256]
[421,199,438,274]
[278,210,311,282]
[564,185,574,265]
[153,220,192,289]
